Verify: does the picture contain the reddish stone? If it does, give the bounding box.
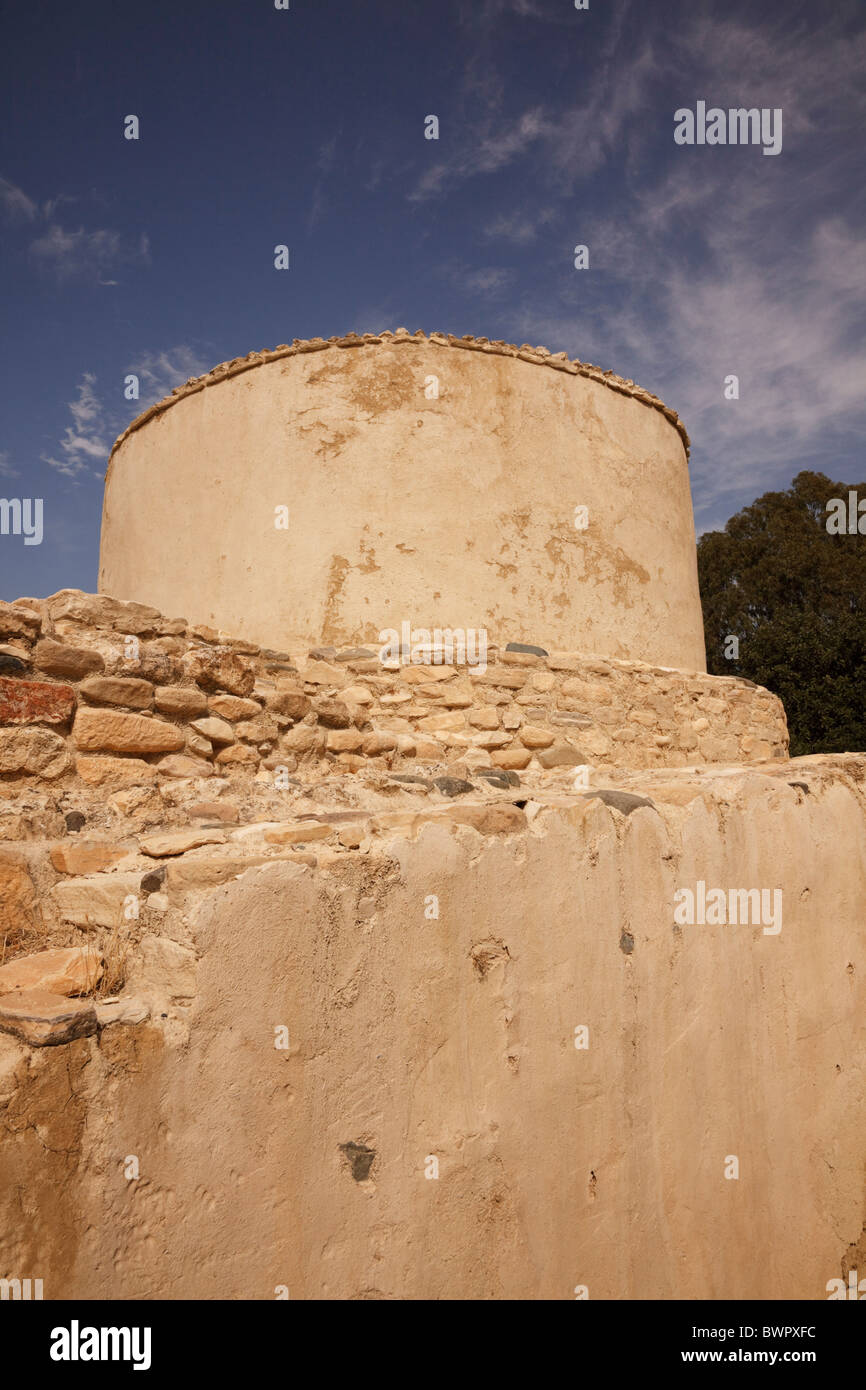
[0,676,75,725]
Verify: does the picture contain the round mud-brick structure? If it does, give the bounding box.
[99,331,706,670]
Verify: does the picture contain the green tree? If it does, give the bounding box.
[697,471,866,756]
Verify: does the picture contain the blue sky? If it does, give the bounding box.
[1,0,864,600]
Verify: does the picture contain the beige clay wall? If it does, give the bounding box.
[1,760,864,1299]
[99,333,706,671]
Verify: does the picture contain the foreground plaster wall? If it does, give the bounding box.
[2,761,864,1300]
[99,333,706,670]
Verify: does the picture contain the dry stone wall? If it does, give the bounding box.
[0,591,787,805]
[1,584,862,1304]
[0,583,786,1059]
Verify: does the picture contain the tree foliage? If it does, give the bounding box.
[697,471,866,756]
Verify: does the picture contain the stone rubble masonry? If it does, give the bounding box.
[79,676,154,709]
[0,676,75,725]
[52,872,144,929]
[0,851,40,944]
[0,590,788,802]
[0,727,68,778]
[0,338,859,1297]
[73,708,186,755]
[34,639,105,680]
[0,988,97,1046]
[49,841,131,874]
[75,755,158,788]
[0,945,102,997]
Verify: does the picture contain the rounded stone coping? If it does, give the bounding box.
[107,330,691,469]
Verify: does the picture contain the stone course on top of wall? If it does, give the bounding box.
[0,591,787,801]
[106,328,691,469]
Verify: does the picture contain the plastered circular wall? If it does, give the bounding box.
[99,331,706,670]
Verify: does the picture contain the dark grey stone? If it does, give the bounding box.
[335,647,376,662]
[340,1141,376,1182]
[64,811,86,832]
[583,790,657,816]
[315,699,352,729]
[433,776,475,797]
[140,868,166,894]
[505,642,549,657]
[0,654,28,674]
[475,769,520,788]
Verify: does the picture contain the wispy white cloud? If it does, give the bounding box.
[441,262,516,297]
[483,207,555,244]
[346,305,408,336]
[426,5,866,527]
[0,177,37,221]
[515,202,866,527]
[42,374,111,478]
[308,134,339,234]
[457,0,574,25]
[406,34,661,203]
[29,224,150,284]
[41,345,210,482]
[0,451,20,479]
[0,174,149,284]
[127,345,211,407]
[409,107,554,202]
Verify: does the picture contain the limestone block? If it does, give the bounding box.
[215,745,260,765]
[0,946,102,997]
[536,744,585,768]
[207,694,262,721]
[0,853,39,942]
[264,690,312,720]
[181,648,256,697]
[139,829,227,858]
[73,708,185,754]
[520,725,555,749]
[53,872,143,928]
[155,685,209,717]
[33,639,104,679]
[0,727,68,778]
[190,717,236,745]
[78,676,154,709]
[469,706,500,730]
[76,755,157,788]
[325,729,363,752]
[264,822,335,845]
[417,711,465,732]
[0,989,97,1046]
[50,842,130,875]
[490,748,532,770]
